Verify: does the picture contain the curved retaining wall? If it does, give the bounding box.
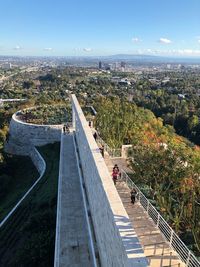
[1,107,52,227]
[30,147,46,175]
[5,110,62,155]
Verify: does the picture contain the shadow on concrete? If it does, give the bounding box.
[114,214,149,267]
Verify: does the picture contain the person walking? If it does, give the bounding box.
[99,145,104,158]
[93,131,97,141]
[112,164,120,185]
[130,188,137,204]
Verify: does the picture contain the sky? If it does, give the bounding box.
[0,0,200,57]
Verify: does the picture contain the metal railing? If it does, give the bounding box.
[120,169,200,267]
[96,136,122,158]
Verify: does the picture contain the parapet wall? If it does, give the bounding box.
[5,110,62,155]
[72,95,129,267]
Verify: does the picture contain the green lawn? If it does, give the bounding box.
[0,155,39,221]
[0,142,60,267]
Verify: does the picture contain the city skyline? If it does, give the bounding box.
[0,0,200,57]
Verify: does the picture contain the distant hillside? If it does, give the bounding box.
[102,54,200,64]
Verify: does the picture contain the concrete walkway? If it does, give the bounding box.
[54,134,93,267]
[104,154,185,267]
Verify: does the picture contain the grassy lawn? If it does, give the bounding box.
[0,142,60,267]
[0,155,39,221]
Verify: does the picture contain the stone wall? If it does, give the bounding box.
[30,147,46,175]
[121,144,133,158]
[72,95,129,267]
[5,111,62,155]
[0,109,48,228]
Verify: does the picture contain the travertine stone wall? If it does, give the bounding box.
[72,95,129,267]
[30,147,46,175]
[121,144,133,158]
[5,111,62,155]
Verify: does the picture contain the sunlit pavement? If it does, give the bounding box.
[104,153,185,267]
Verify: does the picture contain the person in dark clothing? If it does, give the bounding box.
[93,131,97,141]
[99,145,104,158]
[113,164,119,173]
[130,188,137,204]
[63,124,70,134]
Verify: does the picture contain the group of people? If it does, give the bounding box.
[111,163,138,204]
[63,124,70,134]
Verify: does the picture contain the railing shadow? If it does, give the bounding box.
[114,214,149,266]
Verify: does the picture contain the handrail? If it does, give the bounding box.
[120,169,200,267]
[96,135,122,158]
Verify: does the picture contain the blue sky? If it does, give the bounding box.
[1,0,200,57]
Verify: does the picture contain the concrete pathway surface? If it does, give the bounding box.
[104,154,185,267]
[55,134,93,267]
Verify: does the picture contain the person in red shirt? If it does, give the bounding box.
[112,164,120,185]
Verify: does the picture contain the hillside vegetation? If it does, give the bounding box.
[18,103,71,125]
[95,96,200,255]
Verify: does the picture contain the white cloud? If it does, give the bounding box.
[44,47,53,51]
[198,39,200,44]
[13,45,22,50]
[132,37,141,43]
[83,48,92,52]
[159,38,172,44]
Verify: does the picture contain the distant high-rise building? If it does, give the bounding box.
[99,61,102,69]
[1,63,12,70]
[104,63,111,70]
[120,61,126,68]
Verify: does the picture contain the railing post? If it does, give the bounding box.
[146,201,150,214]
[138,191,141,203]
[121,170,124,181]
[186,250,191,267]
[126,173,128,185]
[157,214,160,228]
[169,230,174,246]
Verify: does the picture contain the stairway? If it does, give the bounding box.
[104,155,185,267]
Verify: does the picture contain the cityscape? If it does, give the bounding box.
[1,0,200,267]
